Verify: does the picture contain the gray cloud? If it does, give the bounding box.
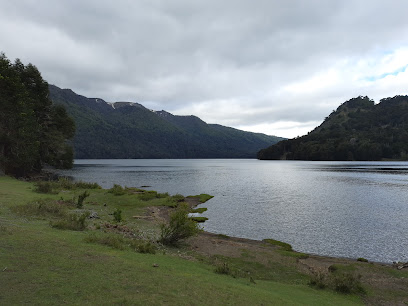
[1,0,408,137]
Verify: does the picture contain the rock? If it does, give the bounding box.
[88,211,100,219]
[152,263,159,268]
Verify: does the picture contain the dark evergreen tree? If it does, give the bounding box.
[0,53,75,176]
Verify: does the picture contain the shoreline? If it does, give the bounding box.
[1,175,408,304]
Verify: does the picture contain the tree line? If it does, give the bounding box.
[0,53,75,176]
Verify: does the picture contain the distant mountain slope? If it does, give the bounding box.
[49,85,284,159]
[258,95,408,161]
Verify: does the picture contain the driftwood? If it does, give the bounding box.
[392,262,408,270]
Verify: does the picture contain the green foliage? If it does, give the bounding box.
[113,208,122,223]
[214,262,235,276]
[33,181,58,194]
[258,95,408,161]
[50,212,89,231]
[76,191,90,208]
[0,53,75,176]
[331,272,365,294]
[133,241,157,254]
[309,271,327,289]
[108,184,126,196]
[138,190,158,201]
[357,257,368,262]
[57,177,101,190]
[159,203,201,245]
[85,233,127,250]
[309,269,365,295]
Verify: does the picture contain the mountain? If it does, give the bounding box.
[258,95,408,161]
[49,85,284,159]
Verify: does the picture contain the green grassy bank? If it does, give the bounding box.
[0,176,366,305]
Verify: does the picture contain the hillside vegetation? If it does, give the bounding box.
[258,95,408,161]
[49,85,284,159]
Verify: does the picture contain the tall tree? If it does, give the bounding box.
[0,53,75,176]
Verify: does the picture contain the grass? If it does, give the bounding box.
[191,207,207,214]
[1,175,399,305]
[263,238,293,251]
[188,194,214,203]
[190,216,208,223]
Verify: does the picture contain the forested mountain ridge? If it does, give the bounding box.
[49,85,284,159]
[258,95,408,161]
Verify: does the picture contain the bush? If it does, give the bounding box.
[357,257,368,262]
[331,272,365,294]
[77,191,90,208]
[133,241,157,254]
[215,262,233,275]
[57,177,101,190]
[308,271,327,289]
[113,208,122,223]
[138,191,158,201]
[51,212,89,231]
[308,268,365,294]
[108,184,126,196]
[158,203,201,245]
[33,181,58,194]
[85,233,126,250]
[12,199,66,218]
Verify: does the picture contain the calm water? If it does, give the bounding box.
[60,159,408,263]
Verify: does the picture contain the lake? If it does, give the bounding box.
[59,159,408,263]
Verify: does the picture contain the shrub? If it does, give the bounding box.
[157,192,169,198]
[12,199,66,218]
[57,177,101,190]
[77,191,90,208]
[171,194,185,202]
[85,233,126,250]
[309,268,365,294]
[133,241,157,254]
[108,184,126,196]
[51,212,89,231]
[138,191,158,201]
[308,271,327,289]
[357,257,368,262]
[74,181,101,189]
[113,208,122,223]
[331,272,365,294]
[215,262,233,275]
[158,203,201,245]
[33,181,57,194]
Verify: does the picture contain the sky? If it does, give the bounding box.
[1,0,407,138]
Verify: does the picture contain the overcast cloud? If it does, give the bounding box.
[1,0,407,138]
